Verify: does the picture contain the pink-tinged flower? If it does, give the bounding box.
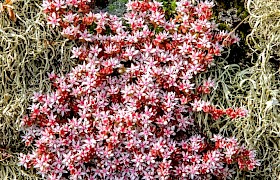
[181,151,189,162]
[236,108,248,117]
[47,173,60,180]
[47,111,58,127]
[53,0,66,11]
[150,11,165,25]
[198,35,211,49]
[220,167,236,179]
[89,44,102,57]
[125,33,139,43]
[54,164,67,178]
[65,0,79,7]
[79,29,93,42]
[78,109,91,121]
[178,42,193,55]
[28,103,40,116]
[31,92,44,103]
[62,151,72,166]
[205,150,222,167]
[42,0,51,11]
[125,1,137,11]
[139,127,153,141]
[47,71,57,81]
[33,154,51,172]
[57,103,70,116]
[18,153,30,169]
[47,12,61,28]
[190,21,204,33]
[154,31,168,43]
[63,12,76,23]
[70,167,87,180]
[131,153,143,168]
[141,43,156,56]
[187,165,200,179]
[62,25,79,38]
[103,43,118,55]
[142,171,154,180]
[71,47,82,59]
[163,126,175,138]
[224,146,235,161]
[190,99,204,111]
[247,159,260,170]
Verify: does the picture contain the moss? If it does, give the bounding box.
[217,23,231,31]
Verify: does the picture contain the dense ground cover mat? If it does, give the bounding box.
[17,0,260,179]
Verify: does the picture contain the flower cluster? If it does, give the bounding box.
[19,0,259,179]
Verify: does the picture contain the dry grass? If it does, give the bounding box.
[197,0,280,179]
[238,0,280,178]
[0,0,77,178]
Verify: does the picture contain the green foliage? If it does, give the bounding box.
[88,23,97,34]
[154,26,165,33]
[107,0,128,16]
[217,23,231,31]
[158,0,177,19]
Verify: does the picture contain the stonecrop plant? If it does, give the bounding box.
[19,0,260,179]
